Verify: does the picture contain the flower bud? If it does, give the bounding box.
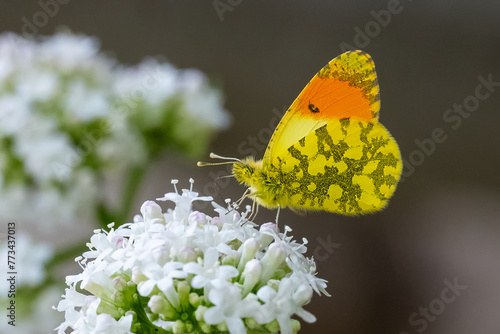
[259,243,286,283]
[177,246,197,263]
[148,295,177,319]
[151,245,170,266]
[194,305,207,321]
[210,216,224,230]
[185,321,194,333]
[293,284,313,306]
[216,322,228,332]
[258,222,277,248]
[242,259,261,295]
[200,322,212,333]
[131,266,147,284]
[177,281,191,310]
[172,320,186,334]
[111,291,125,305]
[113,276,127,291]
[245,317,260,329]
[189,292,201,308]
[148,295,167,314]
[189,211,208,226]
[291,319,301,332]
[265,319,280,333]
[140,200,164,223]
[238,238,260,271]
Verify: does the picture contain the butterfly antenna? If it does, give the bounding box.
[210,153,241,161]
[197,152,241,167]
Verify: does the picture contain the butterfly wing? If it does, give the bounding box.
[263,50,380,168]
[262,50,401,214]
[266,118,402,214]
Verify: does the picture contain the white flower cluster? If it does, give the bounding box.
[55,179,329,334]
[0,32,230,226]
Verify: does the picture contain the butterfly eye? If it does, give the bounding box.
[308,104,320,113]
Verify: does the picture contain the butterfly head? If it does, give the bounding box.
[232,156,263,187]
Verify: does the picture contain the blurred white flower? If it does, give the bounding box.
[0,234,62,334]
[0,95,31,135]
[64,80,110,120]
[15,69,59,102]
[38,32,101,68]
[56,179,329,334]
[0,285,64,334]
[0,232,53,294]
[14,115,71,182]
[0,31,230,227]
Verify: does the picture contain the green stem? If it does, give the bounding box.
[131,293,171,334]
[95,165,145,229]
[117,165,146,225]
[46,242,88,272]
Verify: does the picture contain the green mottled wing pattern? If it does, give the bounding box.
[265,118,402,214]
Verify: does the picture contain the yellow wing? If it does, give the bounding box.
[262,50,380,169]
[266,118,402,214]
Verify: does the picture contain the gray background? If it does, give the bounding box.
[3,1,500,333]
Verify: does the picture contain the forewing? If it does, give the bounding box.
[263,50,380,168]
[266,119,402,214]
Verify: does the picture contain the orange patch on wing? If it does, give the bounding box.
[291,77,373,121]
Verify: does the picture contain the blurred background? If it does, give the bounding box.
[2,1,500,333]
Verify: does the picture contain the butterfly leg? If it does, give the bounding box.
[248,197,259,221]
[275,205,281,229]
[235,188,251,209]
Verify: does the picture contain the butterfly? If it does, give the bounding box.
[200,50,402,215]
